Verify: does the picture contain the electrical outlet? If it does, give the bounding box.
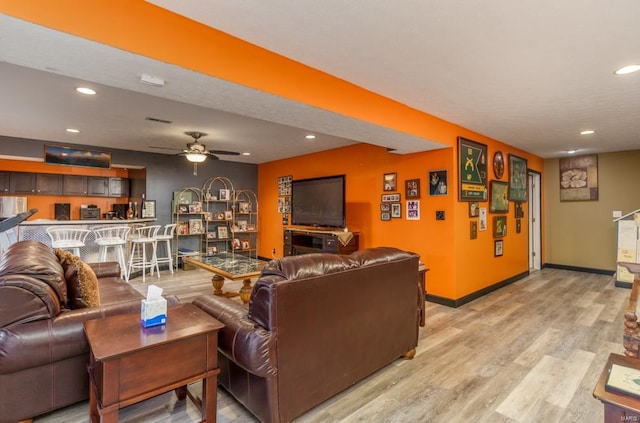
[613,210,622,218]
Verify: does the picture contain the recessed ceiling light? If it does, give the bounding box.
[614,65,640,75]
[580,130,595,135]
[567,150,577,154]
[76,87,96,95]
[66,128,80,133]
[241,152,251,156]
[305,134,316,140]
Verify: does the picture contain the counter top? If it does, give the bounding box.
[19,218,156,226]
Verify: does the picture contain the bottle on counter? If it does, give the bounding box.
[141,194,146,218]
[126,201,134,219]
[133,202,139,219]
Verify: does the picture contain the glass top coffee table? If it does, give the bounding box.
[184,252,268,303]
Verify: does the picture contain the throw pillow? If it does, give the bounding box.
[55,248,101,309]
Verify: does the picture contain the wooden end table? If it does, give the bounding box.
[83,303,224,423]
[593,353,640,422]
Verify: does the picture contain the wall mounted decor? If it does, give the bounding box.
[405,179,421,199]
[381,193,401,203]
[469,201,479,217]
[508,154,528,201]
[493,216,507,238]
[457,137,487,201]
[479,207,487,231]
[514,201,524,218]
[494,240,504,257]
[391,203,401,218]
[428,170,448,196]
[489,180,509,213]
[406,200,420,220]
[493,151,505,179]
[559,154,598,201]
[383,173,397,191]
[44,144,111,169]
[470,221,478,239]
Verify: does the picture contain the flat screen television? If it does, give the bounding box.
[291,175,346,228]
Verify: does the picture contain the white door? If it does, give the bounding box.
[528,171,541,270]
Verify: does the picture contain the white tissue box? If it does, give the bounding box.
[141,297,167,328]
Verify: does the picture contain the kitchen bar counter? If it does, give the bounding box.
[19,218,155,262]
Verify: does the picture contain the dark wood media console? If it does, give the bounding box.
[284,228,359,256]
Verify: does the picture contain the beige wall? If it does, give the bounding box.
[544,151,640,271]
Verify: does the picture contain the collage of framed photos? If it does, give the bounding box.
[457,136,528,257]
[380,169,449,221]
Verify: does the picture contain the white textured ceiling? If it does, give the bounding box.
[1,1,640,163]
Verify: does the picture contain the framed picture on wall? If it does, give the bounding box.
[494,240,504,257]
[493,216,507,238]
[391,203,402,218]
[490,180,509,213]
[383,173,397,191]
[405,179,421,199]
[428,170,448,196]
[457,137,487,201]
[508,154,528,201]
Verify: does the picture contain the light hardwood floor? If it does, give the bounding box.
[34,267,628,422]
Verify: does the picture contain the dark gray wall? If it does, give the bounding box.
[0,135,258,226]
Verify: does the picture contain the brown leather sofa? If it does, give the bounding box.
[193,247,424,423]
[0,240,174,423]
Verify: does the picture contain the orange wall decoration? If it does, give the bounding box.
[2,2,545,301]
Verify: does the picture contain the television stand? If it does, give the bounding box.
[284,228,359,256]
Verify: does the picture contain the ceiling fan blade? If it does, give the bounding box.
[208,150,241,155]
[150,145,183,151]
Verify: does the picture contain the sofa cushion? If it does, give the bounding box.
[0,240,67,304]
[55,249,100,308]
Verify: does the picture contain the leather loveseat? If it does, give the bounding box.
[0,240,174,423]
[193,246,424,423]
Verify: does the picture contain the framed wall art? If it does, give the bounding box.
[490,180,509,213]
[383,173,397,191]
[494,240,504,257]
[469,201,479,217]
[381,212,391,221]
[406,200,420,220]
[382,193,401,202]
[514,201,524,218]
[559,154,598,201]
[470,221,478,239]
[508,154,528,201]
[44,144,111,169]
[428,170,448,196]
[493,151,505,179]
[493,216,507,238]
[457,137,487,201]
[391,203,402,218]
[405,179,421,199]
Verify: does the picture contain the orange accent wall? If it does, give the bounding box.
[1,2,546,301]
[0,159,128,220]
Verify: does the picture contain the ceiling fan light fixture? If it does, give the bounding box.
[185,152,207,163]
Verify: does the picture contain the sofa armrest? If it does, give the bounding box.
[192,294,276,378]
[88,262,121,279]
[0,298,146,374]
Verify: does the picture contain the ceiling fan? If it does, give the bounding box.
[151,131,240,175]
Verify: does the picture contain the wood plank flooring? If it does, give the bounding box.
[33,267,628,422]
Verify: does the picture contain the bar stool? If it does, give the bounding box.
[46,227,91,257]
[127,225,160,283]
[93,226,130,281]
[155,223,176,274]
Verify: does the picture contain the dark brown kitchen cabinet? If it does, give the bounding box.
[9,172,36,194]
[87,177,109,196]
[36,174,63,195]
[0,172,10,193]
[63,175,88,195]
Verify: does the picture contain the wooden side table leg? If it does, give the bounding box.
[211,275,225,296]
[89,380,99,423]
[202,373,218,423]
[239,279,252,304]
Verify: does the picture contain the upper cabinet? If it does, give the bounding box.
[10,172,37,194]
[63,175,88,196]
[0,172,10,193]
[36,174,63,195]
[3,172,129,198]
[108,177,129,197]
[87,177,109,196]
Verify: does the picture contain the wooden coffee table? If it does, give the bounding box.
[593,353,640,422]
[84,303,224,423]
[184,252,267,303]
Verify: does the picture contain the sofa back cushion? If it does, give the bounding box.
[0,240,67,305]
